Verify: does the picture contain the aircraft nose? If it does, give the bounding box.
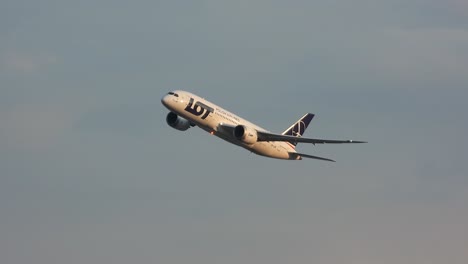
[161,94,171,107]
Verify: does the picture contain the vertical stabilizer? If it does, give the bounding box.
[281,113,314,145]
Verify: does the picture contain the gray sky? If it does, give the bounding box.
[2,0,468,263]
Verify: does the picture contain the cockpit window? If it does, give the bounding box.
[167,92,179,97]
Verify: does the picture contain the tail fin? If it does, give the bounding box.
[281,113,314,146]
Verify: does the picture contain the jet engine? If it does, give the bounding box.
[233,125,258,144]
[166,112,191,131]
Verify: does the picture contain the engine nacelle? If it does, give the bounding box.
[166,112,191,131]
[233,125,258,144]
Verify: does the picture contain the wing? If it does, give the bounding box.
[257,131,367,144]
[216,123,366,144]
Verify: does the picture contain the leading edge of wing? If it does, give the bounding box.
[257,131,367,144]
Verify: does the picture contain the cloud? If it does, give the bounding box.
[1,51,59,73]
[0,104,73,151]
[439,0,468,17]
[335,27,468,89]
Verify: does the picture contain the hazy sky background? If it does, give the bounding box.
[2,1,468,263]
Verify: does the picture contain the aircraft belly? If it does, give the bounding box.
[169,100,291,160]
[249,142,291,160]
[212,131,289,159]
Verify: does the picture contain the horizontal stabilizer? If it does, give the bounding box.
[289,152,336,162]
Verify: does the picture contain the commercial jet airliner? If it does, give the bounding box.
[161,90,366,161]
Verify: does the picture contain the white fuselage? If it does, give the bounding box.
[161,90,298,159]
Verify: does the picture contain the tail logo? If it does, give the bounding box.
[281,113,314,143]
[291,121,306,137]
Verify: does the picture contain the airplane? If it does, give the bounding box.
[161,90,366,161]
